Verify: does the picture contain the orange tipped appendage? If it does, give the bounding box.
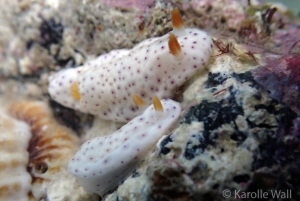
[168,33,182,58]
[152,95,163,112]
[70,82,81,101]
[132,94,145,107]
[171,8,184,30]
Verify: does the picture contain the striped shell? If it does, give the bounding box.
[0,100,92,201]
[0,111,33,201]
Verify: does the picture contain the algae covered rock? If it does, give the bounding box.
[104,54,300,201]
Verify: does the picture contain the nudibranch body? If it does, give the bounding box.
[68,97,181,196]
[48,8,213,122]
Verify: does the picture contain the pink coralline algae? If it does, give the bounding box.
[190,0,247,30]
[251,54,300,115]
[272,26,300,54]
[100,0,155,11]
[292,117,300,138]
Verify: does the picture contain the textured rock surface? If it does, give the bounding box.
[103,54,300,201]
[252,54,300,115]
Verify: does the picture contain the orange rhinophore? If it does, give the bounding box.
[152,95,163,112]
[171,8,184,30]
[132,94,146,108]
[168,33,182,58]
[70,82,81,101]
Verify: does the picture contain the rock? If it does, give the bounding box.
[104,54,300,201]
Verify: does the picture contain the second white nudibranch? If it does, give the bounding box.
[68,96,181,196]
[48,8,213,122]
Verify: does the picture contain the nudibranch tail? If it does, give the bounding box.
[70,82,81,101]
[168,33,183,60]
[132,94,145,108]
[171,8,184,30]
[152,95,163,112]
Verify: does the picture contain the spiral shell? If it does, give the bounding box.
[0,111,34,201]
[1,100,89,201]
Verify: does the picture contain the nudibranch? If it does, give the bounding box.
[48,8,213,122]
[68,96,181,196]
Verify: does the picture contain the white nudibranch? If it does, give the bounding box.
[48,8,213,122]
[68,96,181,196]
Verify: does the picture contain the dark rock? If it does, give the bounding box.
[40,19,63,49]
